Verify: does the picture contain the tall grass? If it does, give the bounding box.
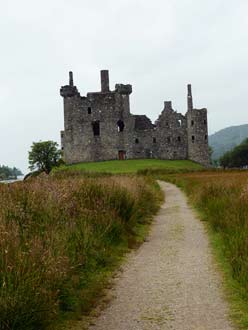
[157,170,248,327]
[0,174,162,330]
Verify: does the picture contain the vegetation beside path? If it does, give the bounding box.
[150,169,248,329]
[0,171,163,330]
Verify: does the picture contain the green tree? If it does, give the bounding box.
[28,141,62,174]
[220,138,248,168]
[0,165,23,180]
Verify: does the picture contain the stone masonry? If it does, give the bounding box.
[60,70,209,166]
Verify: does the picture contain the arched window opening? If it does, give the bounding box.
[135,138,139,144]
[177,136,181,142]
[178,119,182,127]
[205,134,208,141]
[165,121,169,127]
[191,120,194,126]
[117,120,125,132]
[153,137,156,143]
[88,107,92,114]
[192,135,195,143]
[92,121,100,136]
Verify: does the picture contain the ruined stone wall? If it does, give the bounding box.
[60,71,210,166]
[155,102,188,160]
[61,71,135,163]
[186,108,209,166]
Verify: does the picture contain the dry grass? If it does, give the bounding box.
[0,174,162,330]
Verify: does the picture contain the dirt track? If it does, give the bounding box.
[89,181,234,330]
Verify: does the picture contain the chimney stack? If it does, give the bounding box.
[187,84,193,111]
[164,101,172,110]
[69,71,74,86]
[100,70,109,92]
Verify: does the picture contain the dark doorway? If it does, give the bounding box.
[92,121,100,136]
[118,150,126,160]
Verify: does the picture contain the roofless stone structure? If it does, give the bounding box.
[60,70,209,166]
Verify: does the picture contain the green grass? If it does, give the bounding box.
[55,159,203,174]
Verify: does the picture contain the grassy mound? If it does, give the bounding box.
[54,159,203,174]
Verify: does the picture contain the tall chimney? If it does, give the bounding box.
[100,70,109,92]
[69,71,74,86]
[187,84,193,111]
[164,101,172,110]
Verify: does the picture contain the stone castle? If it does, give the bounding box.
[60,70,209,166]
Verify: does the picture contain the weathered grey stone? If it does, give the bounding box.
[100,70,109,93]
[60,71,210,166]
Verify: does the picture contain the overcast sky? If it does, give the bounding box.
[1,0,247,172]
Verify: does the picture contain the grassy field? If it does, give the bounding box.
[55,159,203,174]
[153,170,248,329]
[0,173,162,330]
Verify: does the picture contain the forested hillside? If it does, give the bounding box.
[0,165,23,180]
[209,124,248,160]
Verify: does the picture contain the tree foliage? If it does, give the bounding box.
[0,165,23,180]
[220,138,248,168]
[28,141,62,174]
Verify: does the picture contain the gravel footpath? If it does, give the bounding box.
[89,181,234,330]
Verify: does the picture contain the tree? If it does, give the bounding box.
[0,165,23,180]
[220,138,248,168]
[28,141,62,174]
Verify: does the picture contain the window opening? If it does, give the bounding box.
[135,138,139,144]
[117,120,125,132]
[92,121,100,136]
[88,107,92,114]
[205,135,208,140]
[192,135,195,143]
[191,120,194,126]
[167,137,171,143]
[178,119,182,127]
[177,136,181,142]
[204,119,207,125]
[153,137,156,143]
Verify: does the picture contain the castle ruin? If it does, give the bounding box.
[60,70,209,166]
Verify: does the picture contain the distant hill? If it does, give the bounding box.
[209,124,248,160]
